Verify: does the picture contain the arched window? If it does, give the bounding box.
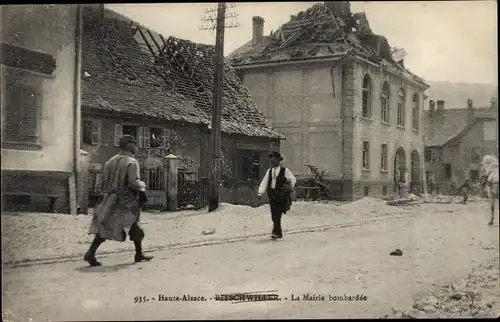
[362,74,372,118]
[397,87,405,127]
[412,94,419,130]
[381,82,390,123]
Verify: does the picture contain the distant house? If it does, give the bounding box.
[81,6,283,208]
[423,98,498,193]
[1,5,82,214]
[229,1,429,200]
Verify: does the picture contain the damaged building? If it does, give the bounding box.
[229,1,430,200]
[423,98,498,194]
[81,6,283,208]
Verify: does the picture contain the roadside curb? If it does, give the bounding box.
[2,213,417,269]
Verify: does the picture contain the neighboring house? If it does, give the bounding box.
[229,1,429,200]
[423,98,498,193]
[1,5,82,214]
[81,6,283,208]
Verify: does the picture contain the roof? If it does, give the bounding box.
[82,11,204,124]
[423,107,497,147]
[82,8,283,139]
[229,2,427,88]
[156,37,284,139]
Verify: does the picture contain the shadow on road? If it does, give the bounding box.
[74,262,134,273]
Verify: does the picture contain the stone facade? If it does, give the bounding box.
[239,60,427,200]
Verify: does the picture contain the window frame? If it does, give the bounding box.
[82,119,101,146]
[381,82,390,124]
[362,140,370,170]
[149,127,163,148]
[380,143,389,172]
[412,93,420,131]
[2,67,44,150]
[424,148,432,162]
[362,74,372,119]
[397,87,405,127]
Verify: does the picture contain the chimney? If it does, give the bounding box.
[429,100,435,112]
[436,100,445,113]
[82,4,105,29]
[467,98,474,123]
[324,1,352,19]
[252,16,265,46]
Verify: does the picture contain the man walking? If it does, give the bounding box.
[84,134,153,267]
[460,178,471,204]
[258,151,296,240]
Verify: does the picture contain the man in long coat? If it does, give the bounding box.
[84,135,153,266]
[257,151,296,240]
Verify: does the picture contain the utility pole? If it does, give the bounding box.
[200,3,239,212]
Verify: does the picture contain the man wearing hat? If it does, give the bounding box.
[258,151,296,240]
[84,134,153,266]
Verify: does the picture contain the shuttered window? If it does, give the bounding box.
[114,124,123,147]
[82,120,101,145]
[3,82,41,144]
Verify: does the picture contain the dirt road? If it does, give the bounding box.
[2,203,498,320]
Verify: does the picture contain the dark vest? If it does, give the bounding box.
[267,167,287,196]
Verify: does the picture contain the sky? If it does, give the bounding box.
[108,1,498,85]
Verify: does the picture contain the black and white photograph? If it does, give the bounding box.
[1,1,498,320]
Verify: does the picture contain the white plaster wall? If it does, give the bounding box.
[1,5,77,172]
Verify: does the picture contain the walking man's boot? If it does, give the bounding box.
[84,235,104,267]
[134,241,153,263]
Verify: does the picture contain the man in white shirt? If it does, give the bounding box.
[258,151,297,240]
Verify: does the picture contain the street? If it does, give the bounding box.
[2,203,499,320]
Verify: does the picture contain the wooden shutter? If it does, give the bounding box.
[91,120,101,145]
[4,83,22,141]
[20,85,39,141]
[143,126,150,148]
[4,82,40,143]
[138,126,144,148]
[114,124,123,147]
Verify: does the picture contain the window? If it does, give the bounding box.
[149,127,163,148]
[424,148,432,162]
[137,126,150,148]
[470,170,479,183]
[444,163,452,179]
[397,87,405,126]
[382,186,387,196]
[362,141,370,169]
[239,150,261,181]
[3,79,42,146]
[82,120,101,145]
[431,150,436,162]
[381,82,390,123]
[412,94,419,130]
[252,152,261,181]
[114,124,138,147]
[362,74,372,118]
[381,144,388,171]
[364,186,370,196]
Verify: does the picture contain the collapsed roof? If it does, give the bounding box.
[81,7,283,139]
[229,2,427,88]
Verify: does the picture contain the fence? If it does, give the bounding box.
[178,170,209,209]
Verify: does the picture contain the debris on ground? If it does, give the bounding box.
[382,257,500,318]
[201,228,216,235]
[390,249,403,256]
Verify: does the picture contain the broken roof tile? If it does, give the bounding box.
[81,8,283,139]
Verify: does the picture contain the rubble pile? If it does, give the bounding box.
[383,258,500,319]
